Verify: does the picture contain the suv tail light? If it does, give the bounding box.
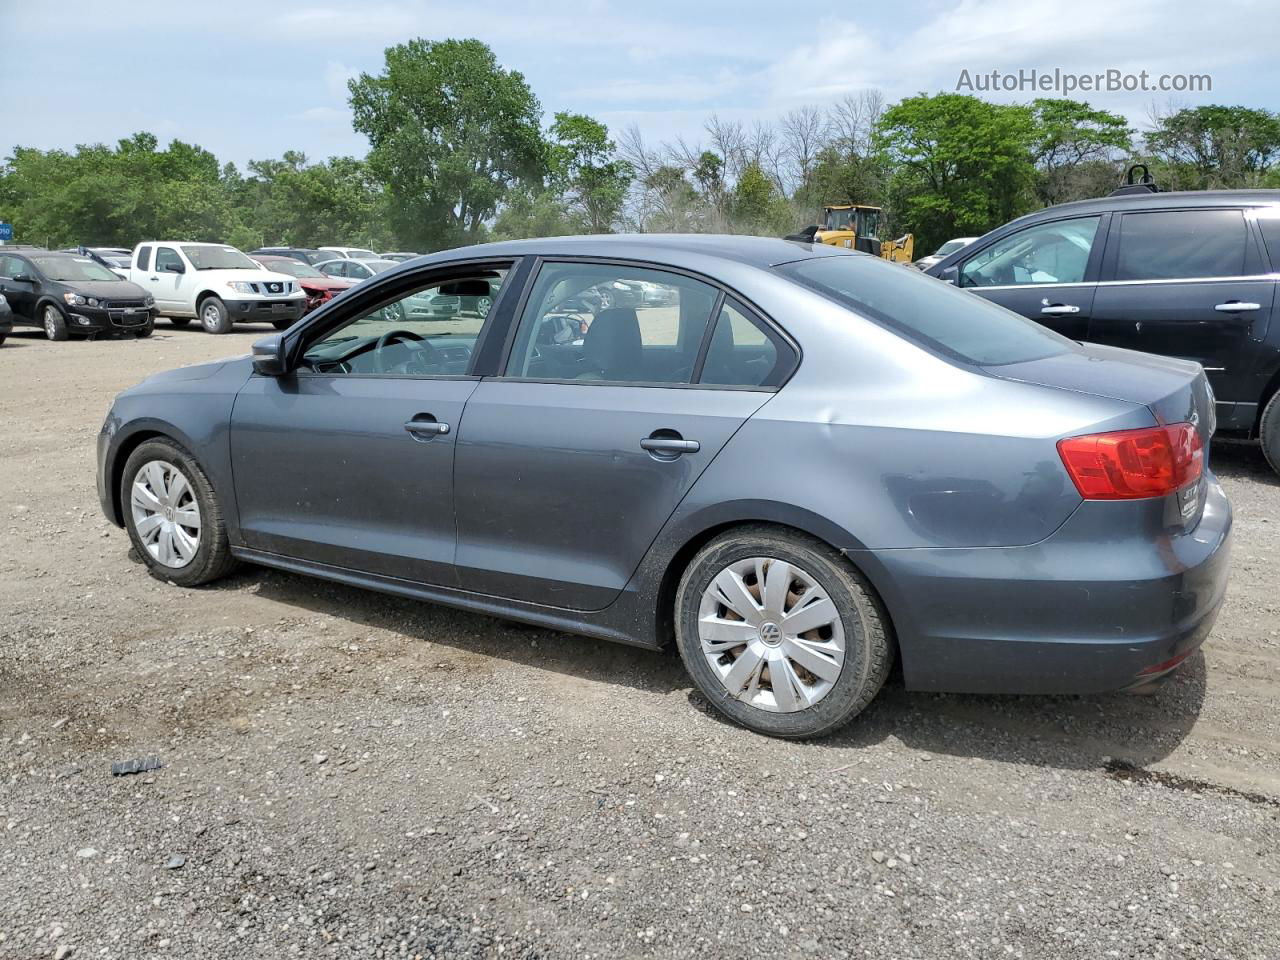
[1057,423,1202,500]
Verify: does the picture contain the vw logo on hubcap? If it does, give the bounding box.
[759,622,783,646]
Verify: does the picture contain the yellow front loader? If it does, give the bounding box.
[786,204,914,264]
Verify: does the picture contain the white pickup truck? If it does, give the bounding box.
[128,242,307,333]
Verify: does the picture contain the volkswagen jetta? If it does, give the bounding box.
[96,235,1231,738]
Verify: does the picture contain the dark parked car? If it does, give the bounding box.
[924,189,1280,475]
[97,235,1230,738]
[0,291,13,344]
[250,247,329,266]
[252,254,355,315]
[0,250,156,339]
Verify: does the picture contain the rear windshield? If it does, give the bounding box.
[781,255,1074,366]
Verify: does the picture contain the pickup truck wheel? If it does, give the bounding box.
[198,297,232,334]
[136,319,155,338]
[169,317,191,327]
[43,304,70,341]
[1260,389,1280,477]
[271,318,295,331]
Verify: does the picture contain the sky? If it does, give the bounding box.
[2,0,1278,169]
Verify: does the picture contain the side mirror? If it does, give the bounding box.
[164,262,185,274]
[939,265,959,285]
[12,274,35,284]
[251,334,288,376]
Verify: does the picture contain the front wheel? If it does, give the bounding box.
[121,438,237,586]
[136,319,154,338]
[169,316,191,327]
[674,526,893,739]
[271,318,295,331]
[199,297,232,334]
[43,304,69,341]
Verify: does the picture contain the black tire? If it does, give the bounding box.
[169,316,191,327]
[1260,389,1280,477]
[674,525,893,739]
[0,335,6,347]
[42,303,69,341]
[120,438,237,587]
[198,296,233,334]
[136,319,154,338]
[271,318,294,331]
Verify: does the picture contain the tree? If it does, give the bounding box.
[731,163,783,232]
[546,112,632,233]
[348,38,546,251]
[1030,99,1132,204]
[875,93,1038,253]
[239,151,386,248]
[1144,104,1280,189]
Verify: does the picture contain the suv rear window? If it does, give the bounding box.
[1115,209,1249,281]
[782,255,1073,366]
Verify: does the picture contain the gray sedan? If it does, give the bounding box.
[96,235,1231,738]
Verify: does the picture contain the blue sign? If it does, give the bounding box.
[0,222,12,243]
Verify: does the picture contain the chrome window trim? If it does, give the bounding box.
[967,273,1280,292]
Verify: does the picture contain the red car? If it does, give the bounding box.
[252,255,354,314]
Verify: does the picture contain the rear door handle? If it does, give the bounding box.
[1214,301,1261,312]
[404,416,450,439]
[641,437,700,455]
[1040,304,1080,315]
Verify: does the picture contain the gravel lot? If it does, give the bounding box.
[1,323,1277,959]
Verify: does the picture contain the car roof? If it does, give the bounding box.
[1004,188,1280,228]
[431,233,859,269]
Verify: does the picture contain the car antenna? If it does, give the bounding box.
[1110,163,1160,197]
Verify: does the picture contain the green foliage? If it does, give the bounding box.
[1143,105,1280,189]
[876,93,1039,253]
[348,38,546,251]
[1030,99,1132,205]
[546,112,632,233]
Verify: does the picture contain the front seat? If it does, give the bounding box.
[576,308,643,381]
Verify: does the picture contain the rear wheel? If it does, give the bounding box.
[1260,389,1280,476]
[169,317,191,327]
[674,526,893,739]
[121,438,236,586]
[199,296,232,334]
[43,304,69,341]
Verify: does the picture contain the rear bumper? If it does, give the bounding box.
[857,476,1232,695]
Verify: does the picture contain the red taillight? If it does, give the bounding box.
[1057,423,1203,500]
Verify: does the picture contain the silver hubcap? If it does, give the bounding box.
[698,557,845,713]
[44,308,58,338]
[476,296,492,317]
[130,460,201,568]
[202,304,220,328]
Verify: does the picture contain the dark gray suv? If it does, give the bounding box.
[97,235,1231,738]
[925,189,1280,475]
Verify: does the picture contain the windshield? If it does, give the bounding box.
[182,245,258,271]
[367,260,395,274]
[936,239,969,256]
[348,249,378,260]
[31,256,121,282]
[265,260,323,279]
[781,255,1074,366]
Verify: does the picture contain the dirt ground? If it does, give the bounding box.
[1,322,1277,959]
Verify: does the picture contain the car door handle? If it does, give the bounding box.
[1214,301,1261,312]
[641,437,700,455]
[1040,304,1080,315]
[403,417,450,438]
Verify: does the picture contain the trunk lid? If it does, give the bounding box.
[988,342,1216,443]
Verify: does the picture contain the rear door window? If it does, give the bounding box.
[136,246,151,271]
[1115,209,1249,280]
[505,262,719,384]
[699,298,791,388]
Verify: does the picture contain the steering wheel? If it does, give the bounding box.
[373,329,435,374]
